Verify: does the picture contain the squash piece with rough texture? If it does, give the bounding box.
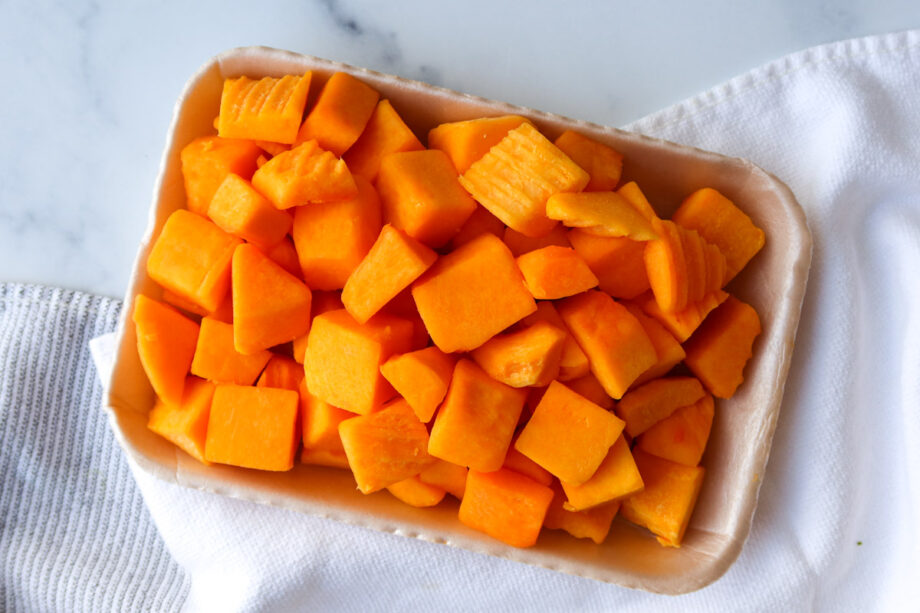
[638,289,729,343]
[470,321,566,388]
[344,99,424,181]
[519,302,588,381]
[460,123,589,237]
[553,130,623,192]
[544,483,619,544]
[218,72,311,144]
[418,460,468,499]
[684,296,762,398]
[181,136,262,216]
[638,394,715,466]
[644,219,689,313]
[428,115,531,173]
[621,449,705,547]
[568,229,649,299]
[338,398,435,493]
[386,476,446,508]
[459,468,553,548]
[546,191,657,240]
[147,210,242,312]
[133,295,200,405]
[428,359,527,472]
[515,381,624,484]
[379,346,456,423]
[296,72,380,155]
[560,435,643,511]
[616,376,706,438]
[516,245,598,300]
[147,376,215,465]
[411,233,536,353]
[207,174,292,250]
[251,140,357,209]
[190,317,272,385]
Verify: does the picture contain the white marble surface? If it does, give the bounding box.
[1,0,918,298]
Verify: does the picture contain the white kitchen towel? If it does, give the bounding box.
[89,29,920,611]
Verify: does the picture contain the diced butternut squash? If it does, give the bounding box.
[292,175,381,290]
[428,115,531,173]
[218,72,312,144]
[470,321,566,388]
[460,123,589,237]
[304,309,413,415]
[190,317,272,385]
[133,295,200,405]
[411,233,536,352]
[265,237,302,279]
[622,302,686,386]
[180,136,262,216]
[147,376,214,464]
[616,181,659,222]
[546,192,657,240]
[343,99,424,181]
[342,224,437,324]
[519,301,589,381]
[644,219,689,313]
[419,459,468,499]
[147,209,242,312]
[544,483,619,545]
[204,384,299,471]
[376,149,477,248]
[553,130,623,192]
[251,140,357,209]
[560,435,643,511]
[672,187,765,281]
[638,394,714,466]
[256,355,304,390]
[231,243,312,355]
[567,230,650,299]
[515,381,624,484]
[621,449,705,547]
[296,72,380,156]
[557,291,657,399]
[338,398,435,493]
[516,245,599,300]
[386,475,446,507]
[502,446,553,487]
[207,173,292,250]
[450,206,506,249]
[502,224,570,257]
[299,379,355,456]
[616,376,706,438]
[459,468,553,548]
[161,289,210,318]
[563,372,613,409]
[379,346,456,423]
[292,291,344,363]
[638,289,729,342]
[684,296,761,398]
[428,359,527,472]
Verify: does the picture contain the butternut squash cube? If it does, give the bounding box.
[218,72,312,144]
[470,321,566,388]
[644,219,689,313]
[544,483,619,544]
[616,376,706,438]
[386,476,446,508]
[207,173,292,250]
[379,346,456,423]
[502,446,553,487]
[296,72,380,156]
[147,376,214,464]
[180,136,262,216]
[459,468,553,548]
[428,115,531,173]
[132,295,200,406]
[190,317,272,385]
[553,130,623,192]
[560,435,643,511]
[519,301,589,381]
[516,245,599,300]
[418,459,468,499]
[343,99,424,181]
[567,230,650,300]
[251,140,357,209]
[638,394,715,466]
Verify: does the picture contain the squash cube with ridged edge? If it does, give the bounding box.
[218,72,312,144]
[252,140,357,209]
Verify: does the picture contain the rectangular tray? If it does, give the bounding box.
[105,46,812,595]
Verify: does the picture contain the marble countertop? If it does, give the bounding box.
[2,0,918,298]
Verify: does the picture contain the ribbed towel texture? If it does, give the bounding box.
[0,284,188,612]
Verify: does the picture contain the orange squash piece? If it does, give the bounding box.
[684,296,762,398]
[146,210,242,312]
[470,321,566,388]
[180,136,262,216]
[207,173,292,250]
[218,72,312,144]
[338,398,435,493]
[264,237,302,280]
[418,459,468,499]
[147,376,215,464]
[616,376,706,438]
[516,245,599,300]
[379,287,430,351]
[292,291,343,363]
[704,241,728,292]
[292,175,381,290]
[296,72,380,156]
[133,295,200,406]
[376,149,477,248]
[644,219,689,313]
[386,476,447,507]
[459,468,553,548]
[638,394,714,466]
[190,317,272,385]
[411,233,536,352]
[515,381,624,484]
[379,346,456,423]
[621,449,705,547]
[298,380,355,465]
[546,191,657,241]
[544,483,620,545]
[256,355,304,391]
[672,187,765,281]
[567,230,650,299]
[450,206,506,249]
[616,181,659,222]
[251,140,358,209]
[304,309,413,415]
[204,384,299,471]
[502,224,570,257]
[459,123,589,237]
[161,289,209,318]
[622,302,686,386]
[557,290,657,399]
[560,435,644,511]
[428,359,527,472]
[231,243,312,355]
[343,99,424,181]
[553,130,623,192]
[563,372,613,409]
[638,289,729,342]
[428,115,531,173]
[502,446,553,487]
[342,224,438,324]
[519,301,589,381]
